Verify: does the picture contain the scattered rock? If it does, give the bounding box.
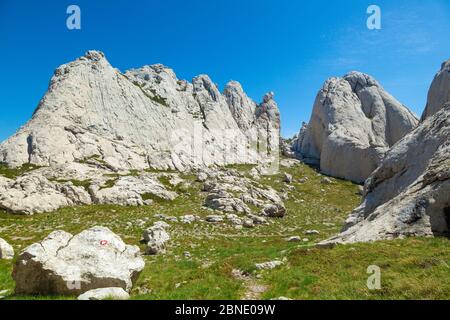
[204,191,251,214]
[142,224,170,255]
[283,173,293,184]
[205,215,224,223]
[262,203,286,218]
[321,177,333,184]
[0,238,14,260]
[271,296,293,300]
[286,236,302,242]
[77,287,130,300]
[243,219,255,228]
[255,260,283,270]
[153,221,170,229]
[180,215,196,224]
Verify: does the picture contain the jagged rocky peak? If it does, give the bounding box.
[223,81,257,131]
[256,92,280,129]
[292,71,418,183]
[0,50,280,172]
[422,58,450,120]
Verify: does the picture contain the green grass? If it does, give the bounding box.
[48,179,92,191]
[0,163,42,179]
[0,160,448,300]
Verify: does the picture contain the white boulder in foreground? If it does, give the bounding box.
[0,238,14,260]
[77,287,130,300]
[13,226,145,295]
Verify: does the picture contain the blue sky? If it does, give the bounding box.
[1,0,449,140]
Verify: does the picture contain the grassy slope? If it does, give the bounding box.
[0,162,448,300]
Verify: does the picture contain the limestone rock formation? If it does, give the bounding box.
[0,50,281,215]
[0,51,280,172]
[13,226,145,295]
[320,103,450,245]
[422,59,450,120]
[293,72,418,183]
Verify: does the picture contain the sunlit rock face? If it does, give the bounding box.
[421,59,450,120]
[293,71,418,183]
[0,51,280,172]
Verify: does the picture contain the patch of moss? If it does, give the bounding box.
[77,155,108,166]
[129,79,169,107]
[141,192,167,204]
[99,178,118,190]
[0,163,42,179]
[49,178,91,192]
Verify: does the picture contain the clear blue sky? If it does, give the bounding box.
[1,0,449,141]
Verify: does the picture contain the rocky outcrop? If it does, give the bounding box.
[13,226,145,295]
[200,168,284,216]
[0,238,14,260]
[0,51,280,172]
[320,103,450,245]
[293,72,418,183]
[0,173,92,215]
[0,164,179,215]
[422,59,450,120]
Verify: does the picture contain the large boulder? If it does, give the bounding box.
[320,103,450,245]
[293,72,418,183]
[13,226,145,295]
[0,238,14,260]
[422,59,450,120]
